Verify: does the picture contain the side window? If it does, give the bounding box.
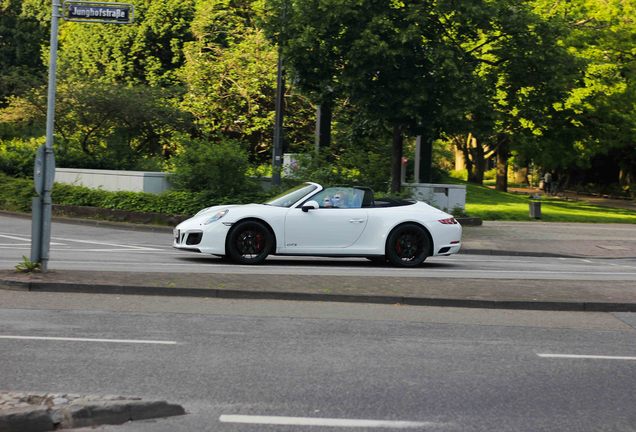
[311,189,338,208]
[310,188,361,209]
[350,189,365,208]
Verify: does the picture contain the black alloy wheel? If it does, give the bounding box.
[386,223,430,267]
[227,220,273,264]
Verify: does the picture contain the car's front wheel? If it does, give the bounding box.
[386,223,431,267]
[227,220,273,264]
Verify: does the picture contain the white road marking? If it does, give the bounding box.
[219,415,440,428]
[537,353,636,361]
[51,237,161,251]
[0,234,31,242]
[0,234,66,246]
[0,335,177,345]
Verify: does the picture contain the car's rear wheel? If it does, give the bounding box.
[386,223,430,267]
[227,220,273,264]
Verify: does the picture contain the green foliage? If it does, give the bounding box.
[464,181,636,223]
[15,255,41,273]
[57,0,196,86]
[0,0,47,105]
[0,137,42,177]
[170,135,252,194]
[524,0,636,184]
[180,27,278,159]
[0,173,269,217]
[0,0,632,193]
[0,80,190,170]
[181,0,313,162]
[51,183,214,215]
[0,173,35,211]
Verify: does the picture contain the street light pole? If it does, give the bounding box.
[271,46,284,186]
[271,0,288,187]
[31,0,61,272]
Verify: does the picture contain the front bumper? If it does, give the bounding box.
[173,222,231,255]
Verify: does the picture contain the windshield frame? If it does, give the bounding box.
[263,183,320,208]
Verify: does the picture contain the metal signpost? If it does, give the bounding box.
[31,0,133,271]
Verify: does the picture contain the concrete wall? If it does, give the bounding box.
[55,168,171,194]
[403,183,466,212]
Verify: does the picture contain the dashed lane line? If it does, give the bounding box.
[0,335,178,345]
[537,353,636,361]
[219,415,443,429]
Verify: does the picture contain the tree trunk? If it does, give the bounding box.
[457,133,486,184]
[314,96,332,153]
[391,125,403,194]
[495,135,509,192]
[468,143,486,184]
[417,134,433,183]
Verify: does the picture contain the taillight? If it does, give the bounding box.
[438,217,458,225]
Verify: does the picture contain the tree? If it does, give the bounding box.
[266,0,480,192]
[0,0,47,105]
[1,80,189,169]
[170,134,250,194]
[435,0,581,191]
[530,0,636,188]
[57,0,196,86]
[181,0,313,163]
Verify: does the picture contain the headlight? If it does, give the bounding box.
[203,209,229,225]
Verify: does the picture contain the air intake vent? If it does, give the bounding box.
[186,232,203,245]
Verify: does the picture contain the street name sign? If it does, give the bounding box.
[63,1,134,24]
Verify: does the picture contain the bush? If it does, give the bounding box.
[51,183,213,215]
[0,173,272,217]
[0,137,44,178]
[170,135,252,194]
[0,173,35,212]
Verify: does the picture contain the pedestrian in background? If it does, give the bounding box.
[543,172,552,195]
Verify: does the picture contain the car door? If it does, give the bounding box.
[283,207,368,251]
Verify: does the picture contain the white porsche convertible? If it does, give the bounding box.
[173,182,462,267]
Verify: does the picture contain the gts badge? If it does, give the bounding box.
[286,243,298,247]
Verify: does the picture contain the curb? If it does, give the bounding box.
[3,278,636,313]
[460,248,636,260]
[0,209,174,234]
[0,393,185,432]
[456,217,483,226]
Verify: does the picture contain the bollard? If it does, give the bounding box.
[529,201,542,219]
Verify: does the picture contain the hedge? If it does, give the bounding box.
[0,173,270,217]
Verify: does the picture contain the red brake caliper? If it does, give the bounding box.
[254,233,264,252]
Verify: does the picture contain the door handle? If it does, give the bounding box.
[348,219,365,223]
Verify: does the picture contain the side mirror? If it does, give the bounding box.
[301,200,319,212]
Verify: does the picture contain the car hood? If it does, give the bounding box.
[178,203,265,228]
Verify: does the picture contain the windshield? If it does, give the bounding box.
[264,183,318,208]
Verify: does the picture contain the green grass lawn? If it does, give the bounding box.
[464,183,636,223]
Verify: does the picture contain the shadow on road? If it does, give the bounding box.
[173,255,458,269]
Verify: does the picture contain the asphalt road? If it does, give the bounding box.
[2,214,636,430]
[1,292,635,431]
[1,215,636,282]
